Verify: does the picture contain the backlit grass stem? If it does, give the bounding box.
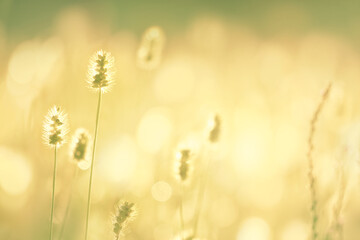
[49,146,57,240]
[84,89,102,240]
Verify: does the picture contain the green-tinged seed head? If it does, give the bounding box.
[70,128,91,170]
[112,200,137,239]
[175,149,192,182]
[87,50,114,93]
[43,106,69,148]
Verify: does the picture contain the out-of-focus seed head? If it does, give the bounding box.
[70,128,91,170]
[43,106,69,148]
[207,113,221,143]
[87,50,115,93]
[174,148,192,183]
[112,200,137,239]
[137,26,165,70]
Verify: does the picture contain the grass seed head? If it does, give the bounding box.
[87,50,115,93]
[112,200,137,239]
[70,128,91,170]
[207,113,221,143]
[137,26,165,70]
[175,148,192,183]
[43,106,69,148]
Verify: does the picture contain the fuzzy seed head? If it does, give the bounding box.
[137,26,165,70]
[87,50,114,93]
[112,201,137,239]
[43,106,69,148]
[207,113,221,143]
[70,128,91,170]
[175,149,192,182]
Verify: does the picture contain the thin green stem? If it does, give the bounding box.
[58,167,79,240]
[85,90,102,240]
[179,184,185,240]
[50,146,58,240]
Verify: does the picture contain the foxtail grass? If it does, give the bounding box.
[175,148,193,240]
[193,113,221,237]
[112,200,137,240]
[307,82,332,240]
[58,128,91,240]
[84,50,114,240]
[137,26,165,70]
[43,106,69,240]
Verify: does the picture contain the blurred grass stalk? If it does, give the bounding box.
[193,114,221,238]
[307,82,332,240]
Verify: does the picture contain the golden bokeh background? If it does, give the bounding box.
[1,1,360,240]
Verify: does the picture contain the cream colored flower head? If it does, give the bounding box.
[43,106,69,148]
[87,50,115,93]
[137,26,165,70]
[69,128,91,170]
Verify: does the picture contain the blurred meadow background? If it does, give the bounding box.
[2,1,360,240]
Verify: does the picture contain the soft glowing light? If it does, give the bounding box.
[237,217,271,240]
[151,181,172,202]
[78,174,105,203]
[0,147,32,195]
[153,223,173,240]
[99,135,137,183]
[6,38,63,106]
[240,178,284,209]
[281,220,308,240]
[210,196,238,227]
[137,108,173,153]
[234,130,268,175]
[154,58,195,103]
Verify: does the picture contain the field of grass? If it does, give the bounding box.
[1,3,360,240]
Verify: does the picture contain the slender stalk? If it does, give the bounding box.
[85,90,102,240]
[307,82,332,240]
[58,167,79,240]
[193,145,212,237]
[50,146,58,240]
[179,184,185,240]
[326,155,346,240]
